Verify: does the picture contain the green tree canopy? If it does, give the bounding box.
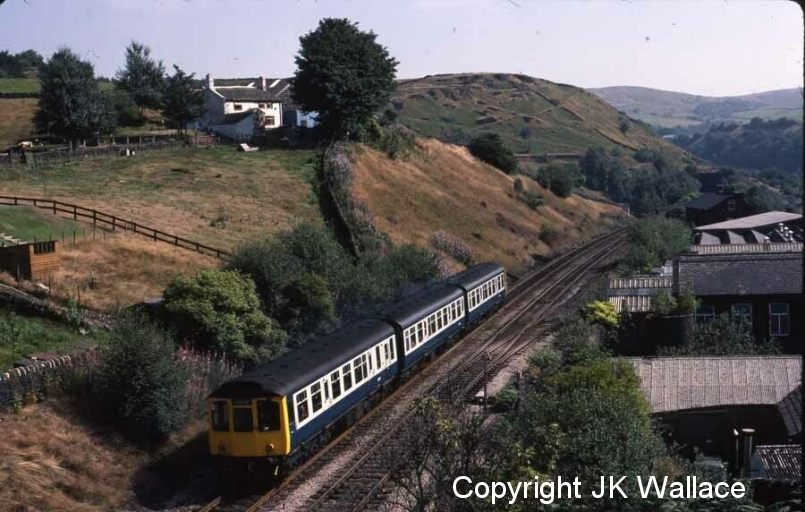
[114,41,166,110]
[34,47,115,143]
[161,65,204,135]
[468,133,519,175]
[0,49,44,78]
[623,217,692,273]
[162,269,287,364]
[292,18,398,139]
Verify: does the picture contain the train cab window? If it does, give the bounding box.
[233,407,254,432]
[331,371,342,399]
[257,400,281,431]
[295,390,309,423]
[342,364,353,390]
[211,401,230,432]
[311,383,323,413]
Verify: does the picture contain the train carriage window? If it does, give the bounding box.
[404,330,411,351]
[311,383,323,413]
[428,316,436,335]
[257,400,281,431]
[331,371,342,399]
[295,390,309,423]
[211,401,230,432]
[323,380,330,401]
[416,323,425,345]
[233,407,254,432]
[384,341,392,362]
[342,364,353,390]
[366,351,373,372]
[376,346,382,368]
[353,357,364,383]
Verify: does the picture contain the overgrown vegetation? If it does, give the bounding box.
[0,49,44,78]
[658,313,781,356]
[468,132,519,174]
[579,146,699,213]
[621,216,692,273]
[532,163,582,197]
[430,230,474,265]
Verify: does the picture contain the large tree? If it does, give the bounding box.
[161,65,204,136]
[114,41,166,110]
[34,47,114,144]
[292,18,398,139]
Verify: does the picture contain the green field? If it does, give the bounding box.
[0,307,103,370]
[0,78,115,94]
[0,205,82,243]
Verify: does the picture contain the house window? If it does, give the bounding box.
[259,103,266,108]
[769,303,790,336]
[696,305,715,322]
[233,104,243,111]
[266,116,276,126]
[727,199,736,211]
[731,303,752,326]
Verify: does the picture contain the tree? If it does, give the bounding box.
[623,217,692,273]
[115,41,166,110]
[293,18,398,139]
[162,269,287,364]
[280,273,337,345]
[92,314,189,443]
[161,65,204,136]
[34,47,115,144]
[468,133,518,174]
[537,163,578,197]
[0,49,44,78]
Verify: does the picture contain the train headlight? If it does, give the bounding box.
[265,443,275,454]
[218,443,226,454]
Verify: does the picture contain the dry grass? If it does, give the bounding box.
[0,401,141,511]
[352,139,627,274]
[0,98,37,148]
[45,233,218,310]
[0,401,211,511]
[0,146,323,250]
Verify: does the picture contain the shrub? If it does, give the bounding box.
[280,273,337,346]
[162,269,287,365]
[674,289,698,315]
[490,387,519,413]
[430,230,474,266]
[468,133,518,174]
[583,300,619,328]
[650,290,677,316]
[377,123,416,160]
[513,178,524,193]
[537,164,577,198]
[538,224,558,244]
[659,313,781,356]
[624,217,691,273]
[92,314,189,443]
[178,347,242,420]
[521,190,545,210]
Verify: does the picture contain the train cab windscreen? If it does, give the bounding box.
[210,401,230,432]
[258,400,282,431]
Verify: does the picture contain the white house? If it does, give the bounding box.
[191,75,317,140]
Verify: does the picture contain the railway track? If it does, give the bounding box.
[199,226,629,512]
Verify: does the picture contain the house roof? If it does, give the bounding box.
[677,251,802,296]
[211,111,255,126]
[213,78,292,102]
[685,193,731,210]
[752,445,802,481]
[695,212,802,231]
[777,386,801,438]
[623,356,802,413]
[608,294,654,313]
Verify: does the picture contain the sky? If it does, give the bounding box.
[0,0,802,97]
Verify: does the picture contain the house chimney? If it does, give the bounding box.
[207,73,214,89]
[261,75,266,91]
[739,428,755,478]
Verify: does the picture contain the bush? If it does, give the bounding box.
[624,217,691,273]
[377,123,416,160]
[468,133,518,174]
[674,289,698,315]
[162,269,287,365]
[92,315,189,443]
[490,387,519,413]
[659,313,781,356]
[430,230,474,266]
[650,290,677,316]
[521,190,545,210]
[538,224,558,244]
[536,164,578,198]
[280,273,337,346]
[583,300,619,328]
[513,178,524,193]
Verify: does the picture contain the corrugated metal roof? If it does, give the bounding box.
[751,445,802,481]
[609,276,674,290]
[609,295,653,313]
[623,356,802,413]
[687,243,803,255]
[777,386,801,438]
[696,212,802,231]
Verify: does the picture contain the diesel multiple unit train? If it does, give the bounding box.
[207,262,506,470]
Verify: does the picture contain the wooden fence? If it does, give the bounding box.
[0,195,231,260]
[1,135,217,168]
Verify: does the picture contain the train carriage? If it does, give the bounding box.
[381,283,465,373]
[207,318,398,463]
[444,262,507,324]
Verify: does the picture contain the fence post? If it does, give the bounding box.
[92,210,96,227]
[112,216,116,231]
[73,205,77,220]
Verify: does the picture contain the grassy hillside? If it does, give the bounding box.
[0,205,82,242]
[0,78,115,94]
[0,98,37,147]
[391,73,695,164]
[352,139,627,273]
[0,146,323,250]
[588,86,803,128]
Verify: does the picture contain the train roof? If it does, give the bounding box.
[210,318,394,398]
[381,283,463,328]
[443,262,506,291]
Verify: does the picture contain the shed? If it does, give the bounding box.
[0,240,59,280]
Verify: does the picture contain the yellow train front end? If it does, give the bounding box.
[207,396,291,459]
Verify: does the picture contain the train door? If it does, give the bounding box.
[320,376,332,408]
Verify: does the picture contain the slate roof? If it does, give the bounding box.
[685,193,731,210]
[210,318,395,398]
[677,251,802,296]
[211,111,255,125]
[624,356,802,413]
[696,212,802,231]
[751,445,802,481]
[777,386,801,438]
[213,78,292,102]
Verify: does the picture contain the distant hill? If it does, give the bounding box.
[588,86,802,128]
[391,73,697,166]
